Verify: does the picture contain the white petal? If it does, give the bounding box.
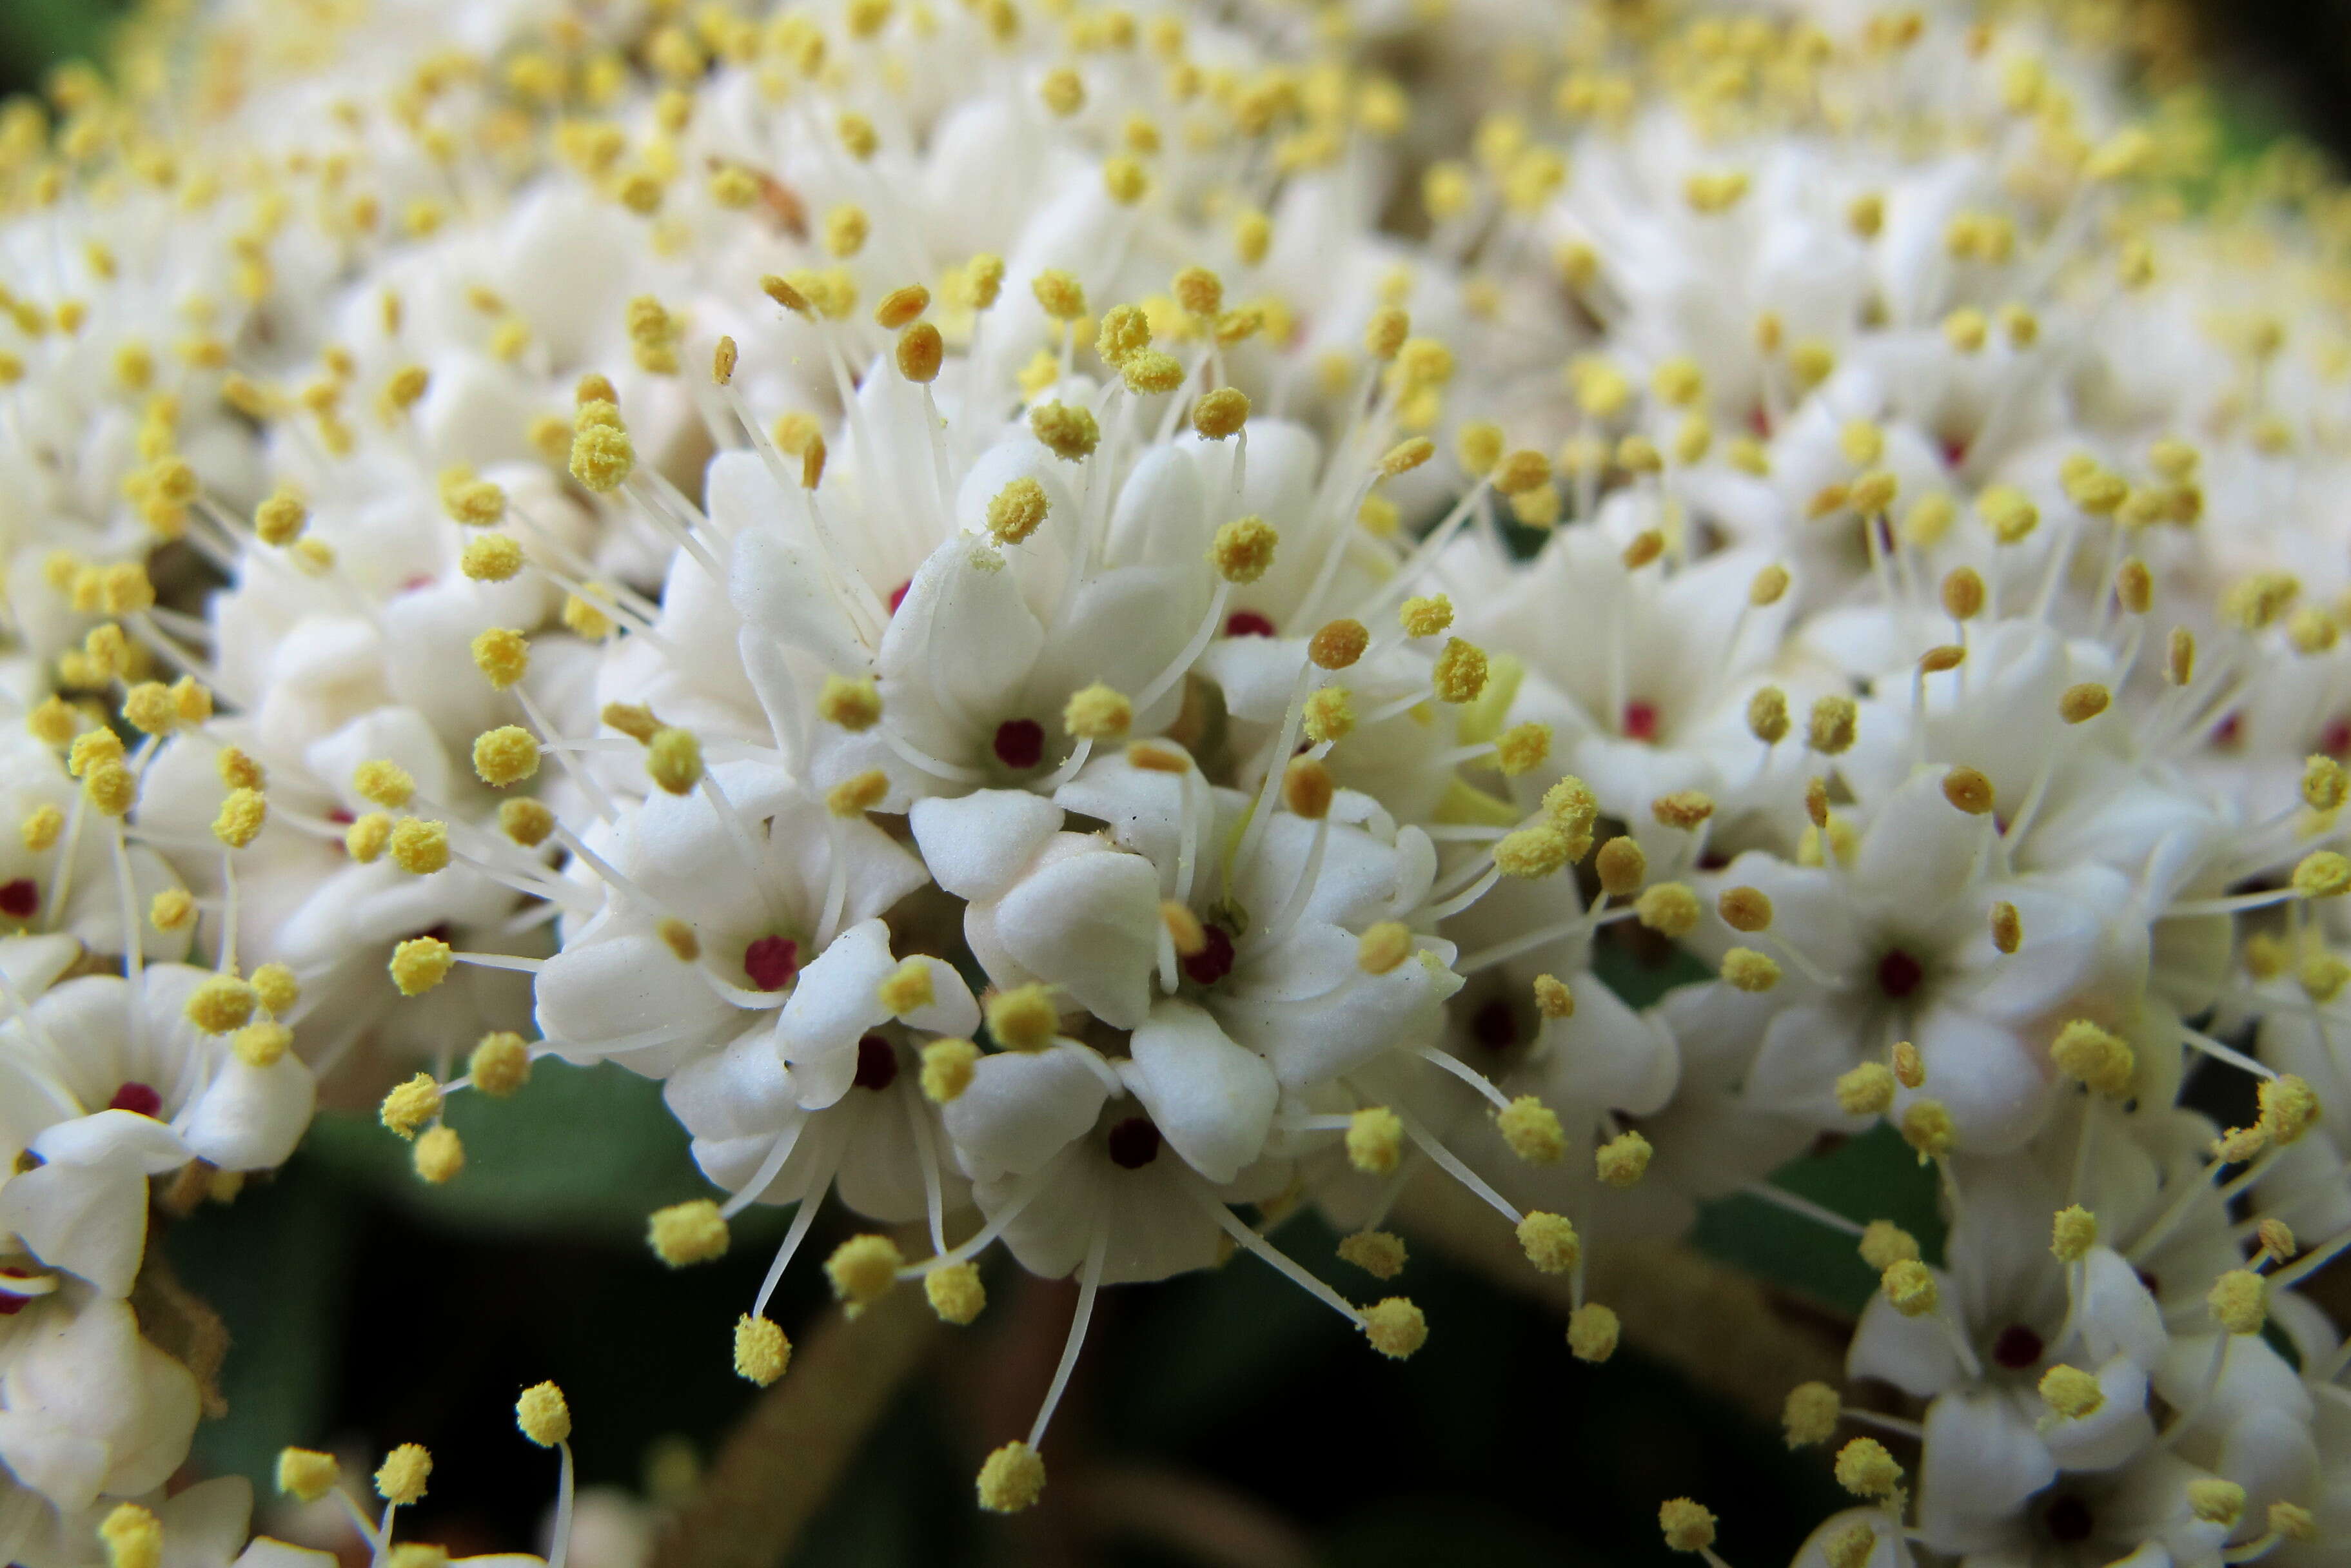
[1124,1000,1277,1184]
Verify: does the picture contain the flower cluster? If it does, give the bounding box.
[3,0,2350,1558]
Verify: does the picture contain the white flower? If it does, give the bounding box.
[0,1288,200,1515]
[536,760,926,1078]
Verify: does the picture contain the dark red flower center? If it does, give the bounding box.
[2212,712,2243,749]
[2322,717,2351,758]
[1621,701,1660,743]
[852,1033,898,1092]
[2045,1496,2093,1545]
[1876,948,1924,1000]
[992,718,1045,770]
[0,879,37,920]
[1107,1116,1162,1169]
[887,580,912,615]
[1471,997,1518,1051]
[743,935,800,992]
[1225,610,1277,638]
[0,1270,36,1316]
[1181,923,1236,987]
[108,1081,162,1118]
[1991,1324,2045,1369]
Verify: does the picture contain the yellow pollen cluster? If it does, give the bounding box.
[824,1233,903,1313]
[925,1263,987,1325]
[648,1200,731,1267]
[1497,1096,1566,1163]
[1516,1211,1580,1273]
[734,1315,790,1386]
[1346,1106,1404,1173]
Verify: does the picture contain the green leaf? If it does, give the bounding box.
[0,0,124,94]
[164,1161,357,1484]
[1689,1124,1945,1317]
[300,1059,720,1241]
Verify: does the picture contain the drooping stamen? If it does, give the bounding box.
[1026,1220,1109,1451]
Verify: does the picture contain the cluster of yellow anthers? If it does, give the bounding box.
[15,0,2351,1547]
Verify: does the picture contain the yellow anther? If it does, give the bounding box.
[1567,1302,1619,1362]
[1497,1096,1566,1164]
[1989,901,2022,955]
[389,936,454,996]
[1192,387,1250,441]
[2040,1204,2098,1266]
[1881,1258,1938,1317]
[389,819,449,875]
[471,727,540,789]
[895,322,944,384]
[1302,689,1353,747]
[2031,1362,2102,1422]
[1849,1222,1916,1275]
[344,813,393,863]
[1431,638,1488,703]
[1516,1211,1580,1275]
[646,728,703,796]
[2270,1502,2318,1542]
[1635,883,1700,937]
[508,1383,572,1449]
[1783,1382,1841,1448]
[920,1039,980,1104]
[2259,1073,2321,1144]
[569,410,635,493]
[1346,1106,1404,1173]
[413,1125,464,1184]
[1653,791,1714,832]
[1595,1129,1651,1187]
[827,770,889,818]
[1493,825,1573,880]
[1807,696,1857,755]
[471,1034,530,1097]
[460,533,524,582]
[2185,1480,2244,1528]
[99,1505,161,1568]
[1209,516,1278,583]
[1942,767,1994,816]
[1901,1099,1956,1161]
[1531,974,1574,1021]
[824,1233,903,1312]
[1361,1296,1427,1358]
[1101,157,1150,205]
[355,760,415,809]
[2294,851,2351,898]
[1339,1231,1408,1280]
[1399,595,1452,638]
[1658,1498,1717,1553]
[209,788,267,850]
[1835,1438,1902,1500]
[277,1449,340,1503]
[1030,401,1100,461]
[1356,922,1413,976]
[1379,436,1436,477]
[647,1200,729,1267]
[1722,948,1781,992]
[1829,1059,1894,1118]
[2208,1269,2266,1334]
[875,958,934,1017]
[976,1442,1045,1513]
[1582,835,1644,901]
[985,983,1059,1052]
[472,627,530,689]
[68,729,124,779]
[377,1074,446,1143]
[1063,683,1132,741]
[923,1262,987,1325]
[373,1445,432,1507]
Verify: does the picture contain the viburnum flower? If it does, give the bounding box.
[534,758,927,1078]
[1682,769,2137,1152]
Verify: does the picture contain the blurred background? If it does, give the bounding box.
[3,2,2336,1565]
